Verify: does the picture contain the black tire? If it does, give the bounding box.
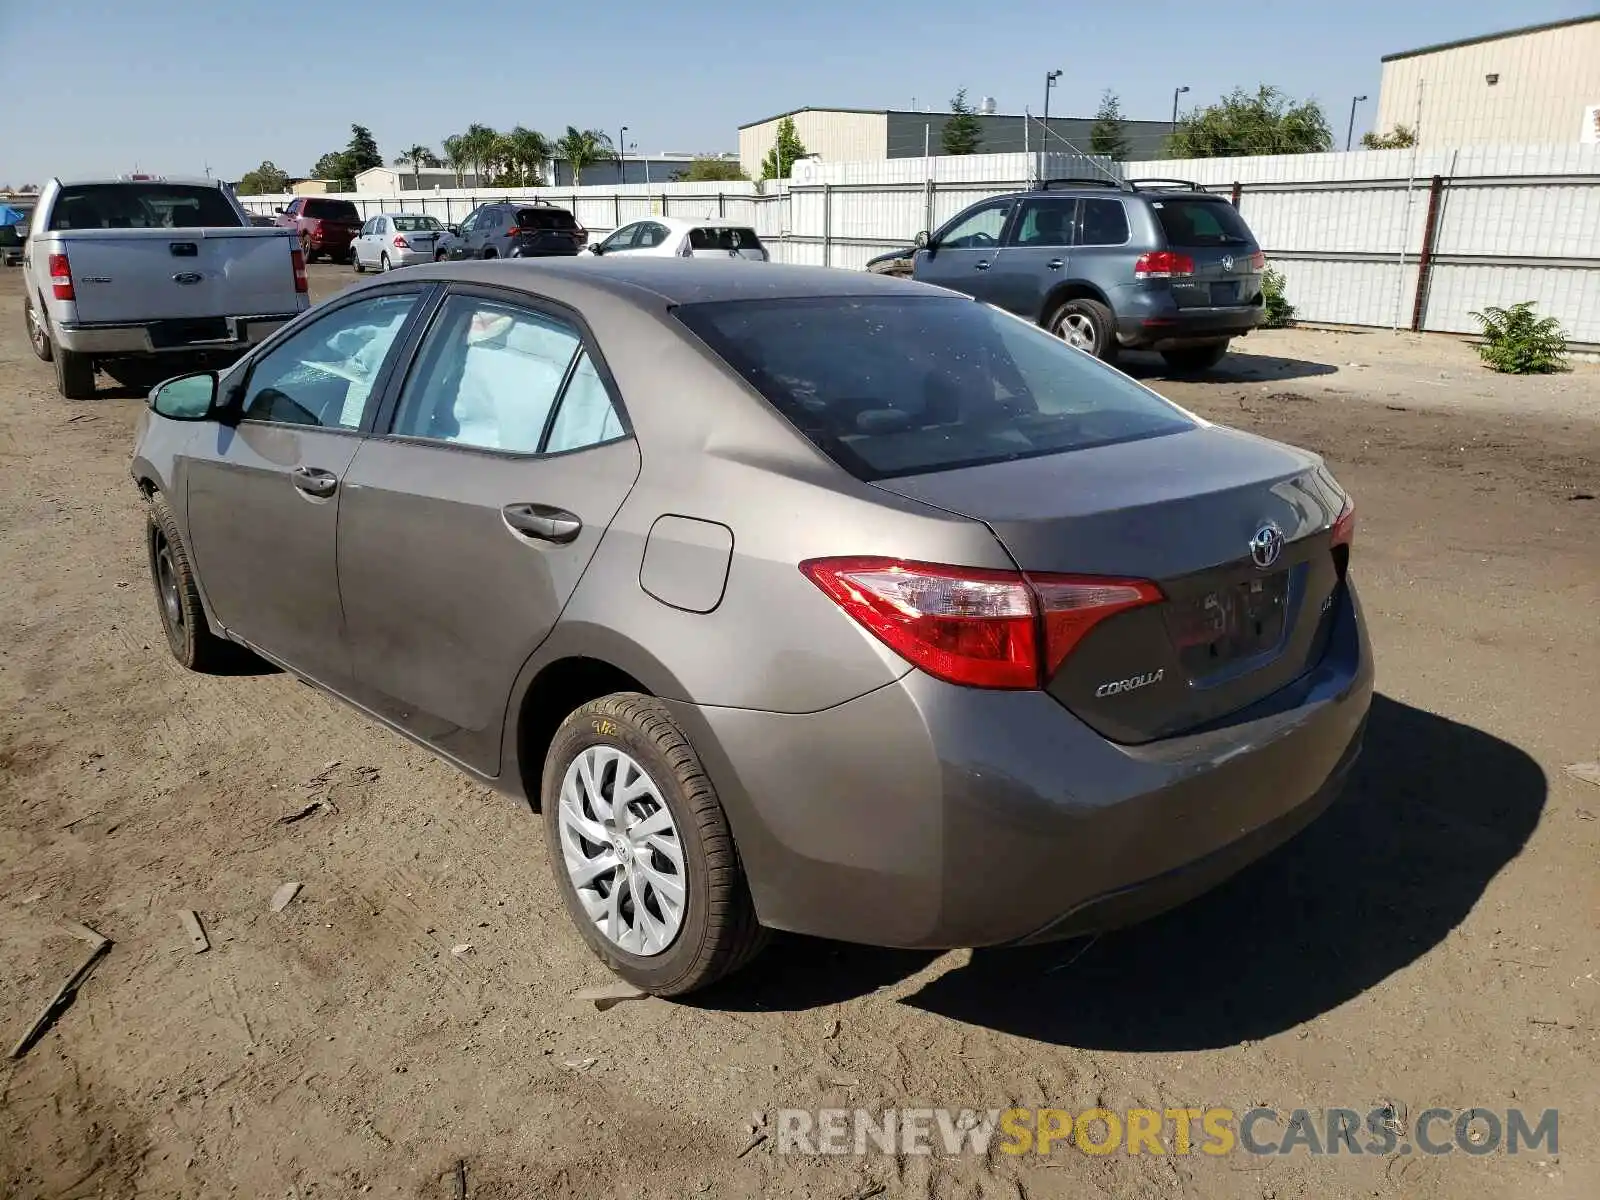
[1047,297,1119,364]
[24,295,52,363]
[146,492,236,673]
[434,250,447,262]
[53,346,95,399]
[481,249,496,259]
[1161,341,1231,373]
[300,233,317,264]
[379,252,391,272]
[542,693,767,996]
[352,251,365,273]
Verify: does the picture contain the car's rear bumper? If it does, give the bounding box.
[54,311,306,357]
[666,582,1372,950]
[1112,287,1266,350]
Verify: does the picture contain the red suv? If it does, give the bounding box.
[274,196,362,263]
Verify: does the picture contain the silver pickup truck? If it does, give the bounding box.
[21,175,310,399]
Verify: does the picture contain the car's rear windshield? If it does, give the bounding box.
[305,199,360,221]
[1151,197,1255,247]
[391,215,442,231]
[674,296,1194,481]
[515,207,577,230]
[49,184,241,230]
[689,226,763,251]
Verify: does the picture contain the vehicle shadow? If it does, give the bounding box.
[1120,352,1339,385]
[698,694,1546,1046]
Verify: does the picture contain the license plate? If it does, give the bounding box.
[1170,572,1289,670]
[1210,281,1239,306]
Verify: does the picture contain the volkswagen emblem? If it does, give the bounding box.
[1220,254,1235,271]
[1249,522,1285,570]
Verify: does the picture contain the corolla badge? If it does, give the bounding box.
[1095,669,1164,698]
[1250,522,1285,569]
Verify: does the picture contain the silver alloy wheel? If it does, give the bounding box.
[557,746,686,956]
[1057,311,1097,352]
[380,252,390,272]
[27,302,46,354]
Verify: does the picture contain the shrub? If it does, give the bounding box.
[1469,302,1569,374]
[1261,266,1295,328]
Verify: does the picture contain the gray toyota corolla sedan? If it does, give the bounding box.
[131,258,1371,996]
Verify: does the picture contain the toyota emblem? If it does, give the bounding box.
[1249,522,1285,570]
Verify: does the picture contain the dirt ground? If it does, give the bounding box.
[2,264,1597,1200]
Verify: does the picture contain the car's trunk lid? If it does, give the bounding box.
[1148,194,1262,309]
[872,424,1348,743]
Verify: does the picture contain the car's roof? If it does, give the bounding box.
[376,210,441,217]
[393,256,944,309]
[634,215,760,232]
[55,175,221,188]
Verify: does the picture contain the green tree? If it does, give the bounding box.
[674,156,748,182]
[441,135,468,186]
[460,123,499,183]
[394,145,440,189]
[310,151,350,188]
[759,117,810,180]
[504,126,551,186]
[554,127,614,185]
[941,89,983,155]
[1168,86,1332,158]
[343,124,383,177]
[1089,90,1131,161]
[236,160,290,195]
[1361,123,1417,150]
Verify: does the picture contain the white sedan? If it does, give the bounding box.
[351,212,453,272]
[586,216,769,261]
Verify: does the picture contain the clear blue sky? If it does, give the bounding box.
[2,0,1592,183]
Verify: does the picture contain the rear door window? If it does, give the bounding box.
[674,295,1192,480]
[516,207,577,230]
[1151,198,1254,246]
[1078,199,1130,246]
[1010,199,1076,247]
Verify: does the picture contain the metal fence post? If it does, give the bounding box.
[1410,174,1446,332]
[1230,181,1242,208]
[822,182,832,267]
[924,176,935,236]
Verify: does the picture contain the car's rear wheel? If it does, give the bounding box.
[1161,341,1231,373]
[542,693,767,996]
[24,295,52,363]
[300,233,317,264]
[54,347,95,399]
[380,252,391,272]
[435,250,447,262]
[1048,297,1118,364]
[146,493,236,672]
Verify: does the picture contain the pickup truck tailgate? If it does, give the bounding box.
[61,228,301,325]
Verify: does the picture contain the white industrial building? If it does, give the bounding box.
[1376,14,1600,147]
[356,166,482,194]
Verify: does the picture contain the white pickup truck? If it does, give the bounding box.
[21,175,310,399]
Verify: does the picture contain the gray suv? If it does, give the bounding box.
[911,178,1266,372]
[443,200,587,260]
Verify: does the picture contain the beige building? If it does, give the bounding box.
[1376,14,1600,147]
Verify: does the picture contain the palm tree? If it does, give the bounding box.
[441,135,467,187]
[463,124,498,185]
[505,126,551,187]
[397,144,435,190]
[554,127,613,186]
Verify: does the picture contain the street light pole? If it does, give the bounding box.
[1171,85,1190,131]
[1346,95,1368,151]
[618,126,628,184]
[1040,69,1062,183]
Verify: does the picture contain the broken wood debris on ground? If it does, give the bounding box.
[177,909,210,953]
[9,922,112,1059]
[269,882,303,913]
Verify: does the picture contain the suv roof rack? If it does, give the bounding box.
[1127,177,1206,192]
[1035,176,1132,192]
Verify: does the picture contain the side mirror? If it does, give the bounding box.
[913,230,930,250]
[448,225,461,236]
[274,206,286,215]
[149,371,219,421]
[589,243,604,255]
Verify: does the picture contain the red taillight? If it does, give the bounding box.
[48,252,74,300]
[290,247,308,294]
[1331,497,1355,550]
[1134,250,1195,280]
[800,557,1162,690]
[1250,250,1267,271]
[393,235,410,249]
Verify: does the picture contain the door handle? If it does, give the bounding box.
[502,502,582,544]
[974,260,991,270]
[1047,259,1065,270]
[290,466,338,499]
